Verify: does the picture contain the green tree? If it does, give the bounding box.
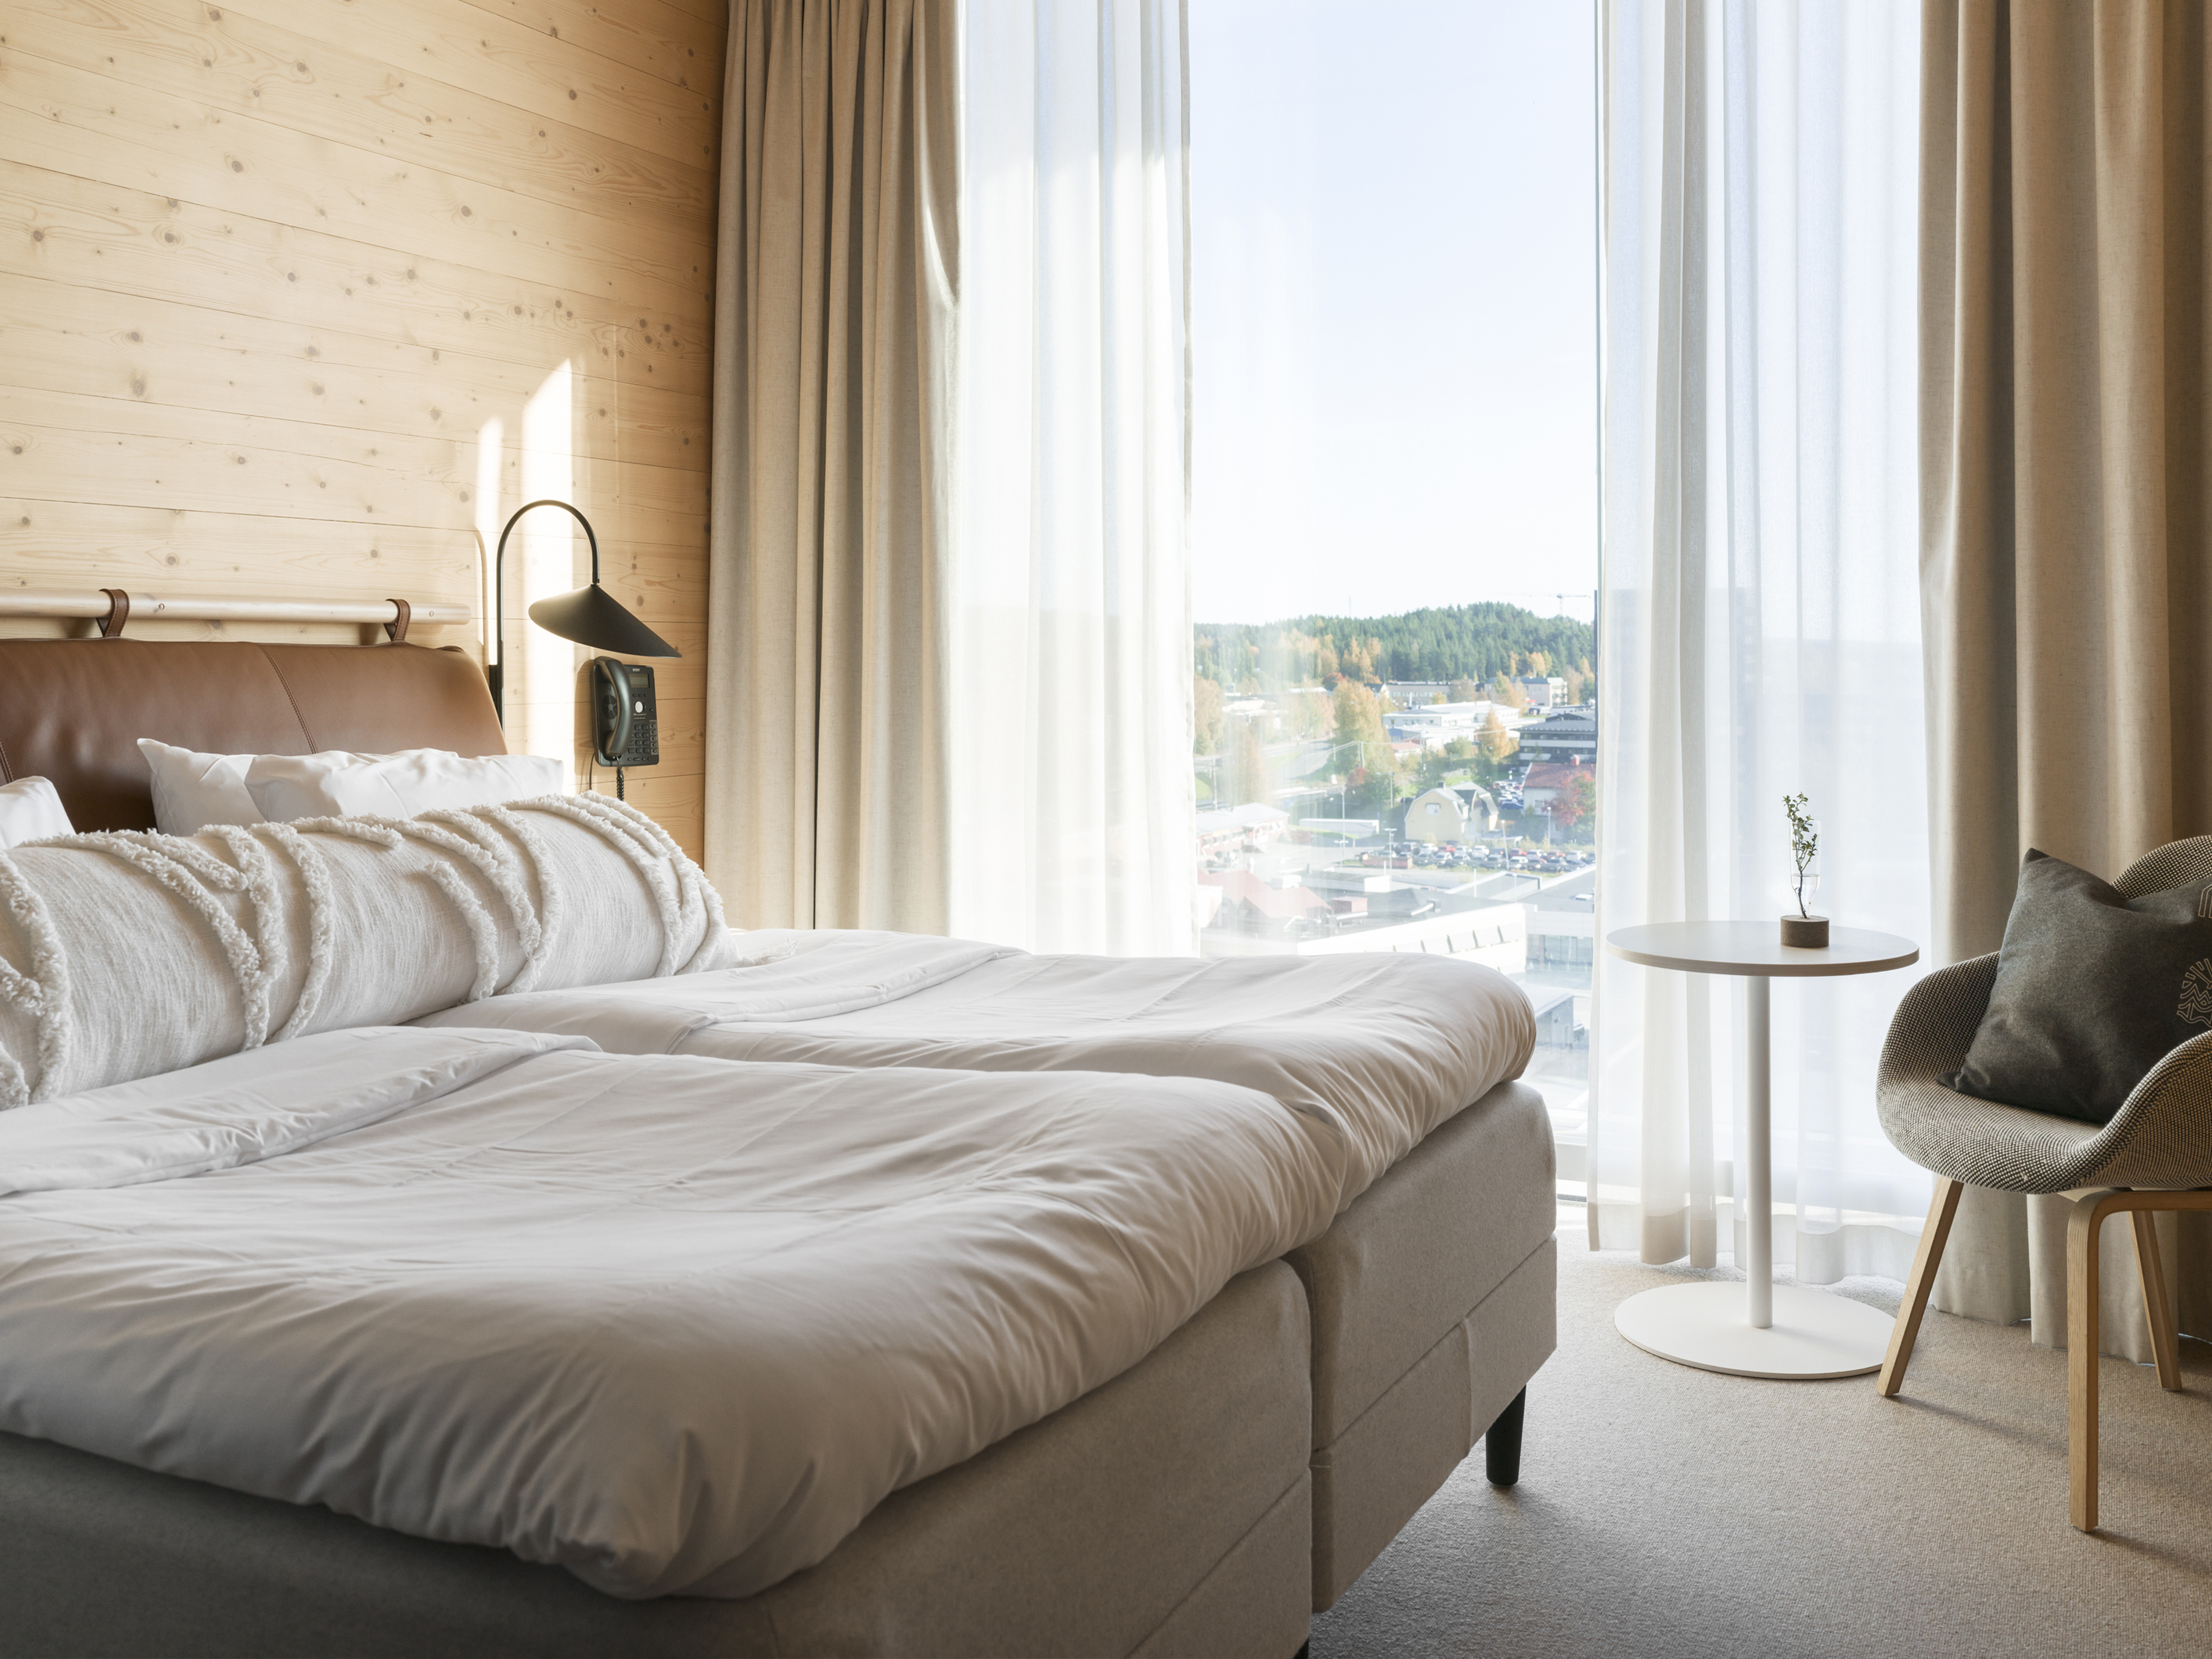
[1193,675,1224,757]
[1414,736,1481,794]
[1329,679,1396,809]
[1197,602,1593,695]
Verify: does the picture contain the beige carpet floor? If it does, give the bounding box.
[1311,1230,2212,1658]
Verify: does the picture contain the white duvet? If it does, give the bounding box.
[415,931,1537,1206]
[0,1026,1342,1598]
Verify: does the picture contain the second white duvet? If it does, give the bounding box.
[0,1026,1342,1598]
[414,930,1537,1206]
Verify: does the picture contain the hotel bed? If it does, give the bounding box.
[0,635,1556,1648]
[0,1025,1331,1655]
[416,928,1562,1606]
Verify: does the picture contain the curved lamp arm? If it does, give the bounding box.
[489,499,600,723]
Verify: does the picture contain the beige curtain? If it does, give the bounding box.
[1921,0,2212,1354]
[705,0,957,931]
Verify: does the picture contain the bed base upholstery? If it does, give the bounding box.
[0,1263,1312,1659]
[1287,1078,1558,1609]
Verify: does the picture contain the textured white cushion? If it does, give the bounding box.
[137,742,562,836]
[0,793,735,1104]
[136,740,258,836]
[0,779,72,849]
[243,749,563,823]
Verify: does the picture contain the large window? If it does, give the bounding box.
[1188,1,1599,1185]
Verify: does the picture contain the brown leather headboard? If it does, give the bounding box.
[0,639,507,833]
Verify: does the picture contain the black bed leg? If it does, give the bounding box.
[1483,1387,1527,1488]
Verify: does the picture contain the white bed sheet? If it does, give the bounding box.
[0,1026,1342,1599]
[413,930,1537,1206]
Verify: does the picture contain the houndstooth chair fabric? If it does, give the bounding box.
[1877,836,2212,1193]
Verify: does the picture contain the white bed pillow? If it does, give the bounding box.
[243,749,563,823]
[0,777,73,847]
[137,740,260,836]
[139,740,561,834]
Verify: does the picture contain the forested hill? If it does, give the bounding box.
[1196,601,1594,692]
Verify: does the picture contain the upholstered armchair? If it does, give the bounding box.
[1874,836,2212,1532]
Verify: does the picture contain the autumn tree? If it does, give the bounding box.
[1223,719,1271,808]
[1328,680,1396,809]
[1480,711,1518,764]
[1548,771,1597,838]
[1493,673,1529,711]
[1193,675,1224,756]
[1331,678,1387,755]
[1450,678,1484,704]
[1289,688,1334,739]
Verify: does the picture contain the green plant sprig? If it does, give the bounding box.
[1783,793,1818,917]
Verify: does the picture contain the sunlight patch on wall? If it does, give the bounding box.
[519,361,579,786]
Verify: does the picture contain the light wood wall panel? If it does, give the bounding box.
[0,0,719,856]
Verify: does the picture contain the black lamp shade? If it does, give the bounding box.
[528,582,679,658]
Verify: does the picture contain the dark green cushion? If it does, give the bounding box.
[1947,849,2212,1124]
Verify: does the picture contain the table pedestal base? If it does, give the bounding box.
[1614,1282,1893,1379]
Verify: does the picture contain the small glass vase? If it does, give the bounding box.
[1782,856,1826,946]
[1788,866,1820,918]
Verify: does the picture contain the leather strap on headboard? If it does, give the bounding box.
[0,639,507,833]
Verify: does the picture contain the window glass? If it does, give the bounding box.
[1190,0,1598,1191]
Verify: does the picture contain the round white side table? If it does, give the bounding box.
[1603,921,1919,1380]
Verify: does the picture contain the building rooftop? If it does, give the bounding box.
[1201,867,1330,920]
[1523,759,1591,791]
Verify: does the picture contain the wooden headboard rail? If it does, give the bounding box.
[0,636,508,834]
[0,589,475,636]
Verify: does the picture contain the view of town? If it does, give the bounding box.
[1184,1,1598,1188]
[1192,600,1598,1170]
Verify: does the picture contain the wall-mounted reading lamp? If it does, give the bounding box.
[487,499,679,726]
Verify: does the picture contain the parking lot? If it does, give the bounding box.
[1354,842,1594,877]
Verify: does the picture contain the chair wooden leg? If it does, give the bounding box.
[2128,1210,2184,1392]
[1879,1176,1963,1398]
[2068,1193,2110,1533]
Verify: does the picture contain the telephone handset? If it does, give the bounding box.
[590,658,660,769]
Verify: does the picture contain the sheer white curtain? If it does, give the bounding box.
[948,0,1196,955]
[1592,0,1931,1281]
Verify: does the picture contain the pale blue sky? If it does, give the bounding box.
[1189,0,1599,627]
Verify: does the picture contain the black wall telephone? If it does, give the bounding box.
[590,658,659,770]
